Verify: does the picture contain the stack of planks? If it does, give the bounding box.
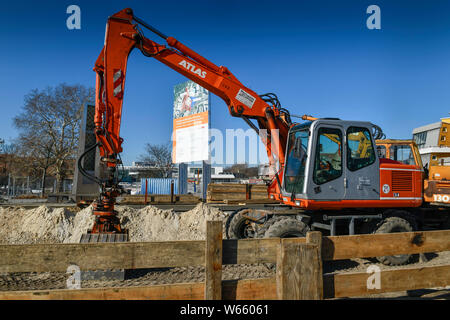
[207,183,274,204]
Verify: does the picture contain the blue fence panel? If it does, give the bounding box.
[140,178,179,195]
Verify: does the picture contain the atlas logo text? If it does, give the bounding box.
[179,60,207,78]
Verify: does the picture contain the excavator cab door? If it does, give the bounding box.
[343,125,380,200]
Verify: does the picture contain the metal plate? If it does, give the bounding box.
[79,232,129,280]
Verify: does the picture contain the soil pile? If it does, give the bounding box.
[0,203,228,244]
[0,206,76,244]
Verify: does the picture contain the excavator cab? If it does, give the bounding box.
[281,119,380,205]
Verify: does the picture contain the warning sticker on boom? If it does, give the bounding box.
[235,89,256,109]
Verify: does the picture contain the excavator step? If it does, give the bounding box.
[79,233,129,281]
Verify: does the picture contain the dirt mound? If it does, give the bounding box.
[118,203,227,242]
[0,206,76,244]
[0,203,228,244]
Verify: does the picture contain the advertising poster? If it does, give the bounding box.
[173,81,210,163]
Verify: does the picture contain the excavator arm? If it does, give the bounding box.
[83,8,293,234]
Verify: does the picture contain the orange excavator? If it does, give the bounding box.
[78,8,449,265]
[77,8,292,241]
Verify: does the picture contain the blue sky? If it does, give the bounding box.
[1,1,450,165]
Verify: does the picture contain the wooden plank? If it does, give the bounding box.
[205,221,222,300]
[0,282,205,300]
[207,199,277,205]
[222,277,277,300]
[276,240,321,300]
[0,241,205,273]
[0,278,277,300]
[321,230,450,261]
[323,264,450,299]
[0,238,281,274]
[207,193,267,201]
[222,238,280,265]
[208,184,268,193]
[306,231,323,300]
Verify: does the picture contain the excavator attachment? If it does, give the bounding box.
[79,227,129,281]
[79,233,128,243]
[78,205,129,280]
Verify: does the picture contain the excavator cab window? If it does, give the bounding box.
[377,145,386,158]
[347,127,376,171]
[284,128,309,194]
[389,145,416,165]
[313,128,342,185]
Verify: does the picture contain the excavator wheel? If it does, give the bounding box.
[256,215,287,238]
[374,216,413,266]
[261,217,309,272]
[227,210,256,239]
[264,217,309,238]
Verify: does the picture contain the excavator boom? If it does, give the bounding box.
[81,8,293,235]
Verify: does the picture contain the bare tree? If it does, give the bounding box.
[0,139,19,187]
[13,84,94,193]
[139,143,173,178]
[224,163,258,178]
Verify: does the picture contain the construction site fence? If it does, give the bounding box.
[0,224,449,300]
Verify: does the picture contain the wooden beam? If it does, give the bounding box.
[276,240,321,300]
[323,264,450,298]
[0,282,205,300]
[0,238,281,273]
[222,277,276,300]
[222,238,280,265]
[0,241,205,273]
[306,231,323,300]
[0,278,277,300]
[205,221,223,300]
[320,230,450,261]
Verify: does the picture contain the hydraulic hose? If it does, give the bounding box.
[77,142,103,186]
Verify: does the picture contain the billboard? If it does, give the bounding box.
[173,81,210,163]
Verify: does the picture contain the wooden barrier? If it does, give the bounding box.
[0,226,449,300]
[206,183,270,203]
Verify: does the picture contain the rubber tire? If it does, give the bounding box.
[256,215,286,238]
[264,217,309,238]
[228,212,252,239]
[375,216,413,266]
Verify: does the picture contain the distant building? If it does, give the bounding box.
[258,163,275,179]
[122,162,175,181]
[123,161,235,184]
[183,164,235,183]
[412,117,450,167]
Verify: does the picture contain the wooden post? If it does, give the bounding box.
[306,231,323,299]
[276,237,322,300]
[205,220,223,300]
